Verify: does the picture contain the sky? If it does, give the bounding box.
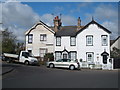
[0,1,119,42]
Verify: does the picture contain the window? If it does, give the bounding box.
[101,35,108,46]
[70,37,76,46]
[40,34,47,41]
[55,52,61,60]
[86,35,93,46]
[40,48,47,58]
[56,37,61,46]
[56,59,63,62]
[28,34,33,43]
[86,52,94,62]
[70,52,77,60]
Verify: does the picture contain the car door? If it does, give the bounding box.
[54,59,63,68]
[62,59,70,68]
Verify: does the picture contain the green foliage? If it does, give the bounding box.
[44,53,54,61]
[111,47,120,58]
[2,28,17,53]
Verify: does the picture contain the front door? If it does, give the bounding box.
[103,55,107,64]
[63,54,67,59]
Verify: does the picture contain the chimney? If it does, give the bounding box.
[77,17,81,30]
[78,17,81,26]
[53,16,62,32]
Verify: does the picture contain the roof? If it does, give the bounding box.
[25,20,55,35]
[76,20,111,35]
[55,26,77,36]
[110,36,120,46]
[110,40,115,46]
[55,19,111,37]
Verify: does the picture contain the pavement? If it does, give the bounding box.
[0,60,14,75]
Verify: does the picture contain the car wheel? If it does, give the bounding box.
[69,65,75,70]
[49,63,54,68]
[24,61,29,65]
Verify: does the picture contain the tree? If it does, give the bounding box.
[15,42,25,54]
[2,28,17,53]
[110,47,120,58]
[44,53,54,61]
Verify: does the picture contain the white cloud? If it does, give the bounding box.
[102,21,118,40]
[1,1,40,42]
[62,15,76,26]
[40,14,54,26]
[40,14,77,26]
[84,3,118,39]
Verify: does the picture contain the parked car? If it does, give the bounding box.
[46,59,80,70]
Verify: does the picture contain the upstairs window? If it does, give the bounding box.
[86,35,93,46]
[56,37,61,46]
[70,37,76,46]
[40,34,47,41]
[28,34,33,43]
[101,35,108,46]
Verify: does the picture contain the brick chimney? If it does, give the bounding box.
[77,17,81,30]
[53,16,62,32]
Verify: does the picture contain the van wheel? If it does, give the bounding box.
[24,61,29,65]
[69,65,75,70]
[49,63,54,68]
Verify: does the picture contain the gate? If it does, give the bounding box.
[113,58,120,69]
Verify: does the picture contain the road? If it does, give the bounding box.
[2,63,118,88]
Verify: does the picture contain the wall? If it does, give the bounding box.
[55,36,77,52]
[26,24,54,57]
[77,24,110,66]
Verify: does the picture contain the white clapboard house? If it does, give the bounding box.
[25,21,55,61]
[54,17,112,69]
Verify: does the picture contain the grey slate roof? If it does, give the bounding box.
[55,26,78,36]
[55,20,111,37]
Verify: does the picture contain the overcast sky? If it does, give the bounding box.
[0,1,119,42]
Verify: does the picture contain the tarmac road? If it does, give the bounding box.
[2,62,119,88]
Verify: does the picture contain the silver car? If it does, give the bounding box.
[46,59,80,70]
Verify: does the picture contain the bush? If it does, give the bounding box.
[44,53,54,61]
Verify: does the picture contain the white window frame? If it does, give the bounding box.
[101,35,108,46]
[39,48,47,58]
[56,37,61,46]
[86,35,93,46]
[86,52,94,63]
[40,34,47,41]
[28,34,33,43]
[70,37,76,46]
[55,52,61,60]
[70,52,76,60]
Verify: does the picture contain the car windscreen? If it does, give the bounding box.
[22,52,32,57]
